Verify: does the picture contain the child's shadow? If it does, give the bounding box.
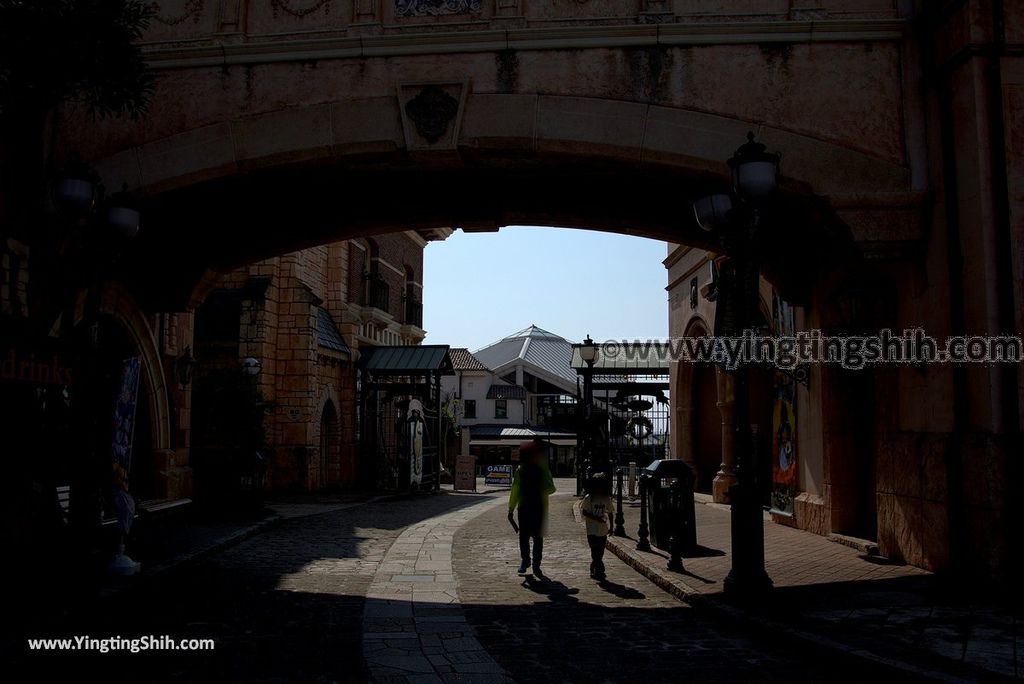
[521,575,580,604]
[597,579,645,600]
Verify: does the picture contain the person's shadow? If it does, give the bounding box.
[521,575,580,604]
[596,579,645,600]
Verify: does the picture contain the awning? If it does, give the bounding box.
[540,438,578,447]
[486,384,526,400]
[359,345,455,375]
[469,440,519,447]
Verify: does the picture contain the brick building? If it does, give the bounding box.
[191,230,448,495]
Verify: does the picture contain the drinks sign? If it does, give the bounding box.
[0,345,73,386]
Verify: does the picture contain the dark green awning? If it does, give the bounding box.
[359,345,455,375]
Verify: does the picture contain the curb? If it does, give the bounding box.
[97,493,405,603]
[574,500,978,684]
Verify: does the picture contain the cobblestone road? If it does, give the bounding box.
[19,490,904,683]
[24,492,495,683]
[453,492,893,684]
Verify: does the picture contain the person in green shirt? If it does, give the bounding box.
[508,439,556,577]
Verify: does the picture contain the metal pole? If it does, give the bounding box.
[584,361,594,482]
[636,475,651,552]
[723,208,773,599]
[614,465,626,536]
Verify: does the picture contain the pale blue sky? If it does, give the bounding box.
[422,226,670,352]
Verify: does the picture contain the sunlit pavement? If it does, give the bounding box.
[15,488,919,683]
[453,491,893,684]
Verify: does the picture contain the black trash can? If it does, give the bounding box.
[641,459,696,553]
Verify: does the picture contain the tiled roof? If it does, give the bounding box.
[486,384,526,400]
[359,345,454,375]
[316,307,350,355]
[449,348,489,371]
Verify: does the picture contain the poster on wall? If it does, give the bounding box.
[771,294,797,516]
[111,356,142,473]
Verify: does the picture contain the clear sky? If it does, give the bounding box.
[422,226,670,352]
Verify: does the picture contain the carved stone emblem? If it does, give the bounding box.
[404,86,459,144]
[396,0,481,17]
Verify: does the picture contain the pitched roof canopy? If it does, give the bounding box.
[486,384,527,400]
[473,324,576,386]
[316,307,350,355]
[359,345,455,375]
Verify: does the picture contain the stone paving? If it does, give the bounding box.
[362,494,512,683]
[606,494,1022,683]
[13,485,1017,683]
[16,492,494,683]
[453,490,896,684]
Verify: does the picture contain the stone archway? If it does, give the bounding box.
[95,283,173,457]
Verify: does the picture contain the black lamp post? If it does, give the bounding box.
[693,132,779,599]
[578,335,598,488]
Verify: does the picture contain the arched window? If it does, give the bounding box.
[319,400,338,489]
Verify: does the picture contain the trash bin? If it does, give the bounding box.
[641,459,696,553]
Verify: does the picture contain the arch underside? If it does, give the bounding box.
[80,93,908,310]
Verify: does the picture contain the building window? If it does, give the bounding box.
[464,400,476,419]
[690,277,698,310]
[495,399,507,419]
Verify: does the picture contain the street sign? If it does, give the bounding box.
[484,464,513,488]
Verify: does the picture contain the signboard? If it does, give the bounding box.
[770,293,797,516]
[1,340,74,387]
[484,464,513,488]
[454,454,476,492]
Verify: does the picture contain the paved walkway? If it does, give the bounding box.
[13,486,1018,683]
[362,495,512,683]
[452,491,895,683]
[605,494,1022,682]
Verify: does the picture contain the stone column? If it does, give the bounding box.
[713,366,737,503]
[676,405,696,472]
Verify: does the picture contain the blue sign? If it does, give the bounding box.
[484,464,513,487]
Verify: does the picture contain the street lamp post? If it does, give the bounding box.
[578,335,598,489]
[693,132,779,600]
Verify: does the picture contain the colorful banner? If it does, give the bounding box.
[111,356,141,472]
[771,294,797,515]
